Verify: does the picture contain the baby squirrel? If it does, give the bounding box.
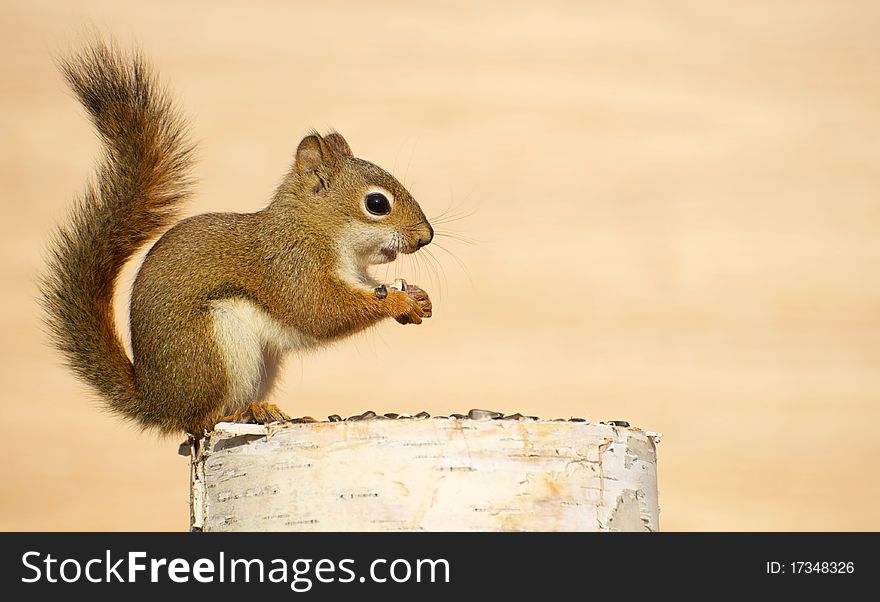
[41,43,434,435]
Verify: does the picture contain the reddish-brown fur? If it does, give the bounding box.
[41,41,433,434]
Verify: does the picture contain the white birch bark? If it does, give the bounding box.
[189,417,660,532]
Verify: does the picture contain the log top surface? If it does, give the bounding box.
[193,408,659,441]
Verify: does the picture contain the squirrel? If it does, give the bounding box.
[41,42,434,435]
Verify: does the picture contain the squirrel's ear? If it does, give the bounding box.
[294,134,336,176]
[324,132,352,157]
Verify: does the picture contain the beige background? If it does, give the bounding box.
[1,0,878,531]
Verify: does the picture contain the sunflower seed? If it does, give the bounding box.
[468,409,503,420]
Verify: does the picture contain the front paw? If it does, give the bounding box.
[390,286,432,325]
[404,284,432,319]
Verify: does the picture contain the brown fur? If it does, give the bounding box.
[41,42,433,435]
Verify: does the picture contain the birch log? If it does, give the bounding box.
[188,416,661,531]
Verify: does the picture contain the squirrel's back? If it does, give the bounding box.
[40,41,194,427]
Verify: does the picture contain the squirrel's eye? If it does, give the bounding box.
[365,192,391,216]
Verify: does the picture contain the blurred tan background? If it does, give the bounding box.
[1,0,878,530]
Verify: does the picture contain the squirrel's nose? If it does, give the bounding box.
[417,223,434,249]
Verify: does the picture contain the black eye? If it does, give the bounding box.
[365,192,391,216]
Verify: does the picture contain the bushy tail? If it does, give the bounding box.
[40,42,194,421]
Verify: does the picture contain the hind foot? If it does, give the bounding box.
[220,401,291,425]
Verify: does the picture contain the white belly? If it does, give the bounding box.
[210,297,318,414]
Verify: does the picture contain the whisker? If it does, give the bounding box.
[430,185,477,223]
[392,138,406,181]
[433,230,479,245]
[430,241,475,290]
[395,234,404,283]
[416,246,442,296]
[409,249,420,288]
[429,208,478,225]
[403,136,419,189]
[421,247,447,300]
